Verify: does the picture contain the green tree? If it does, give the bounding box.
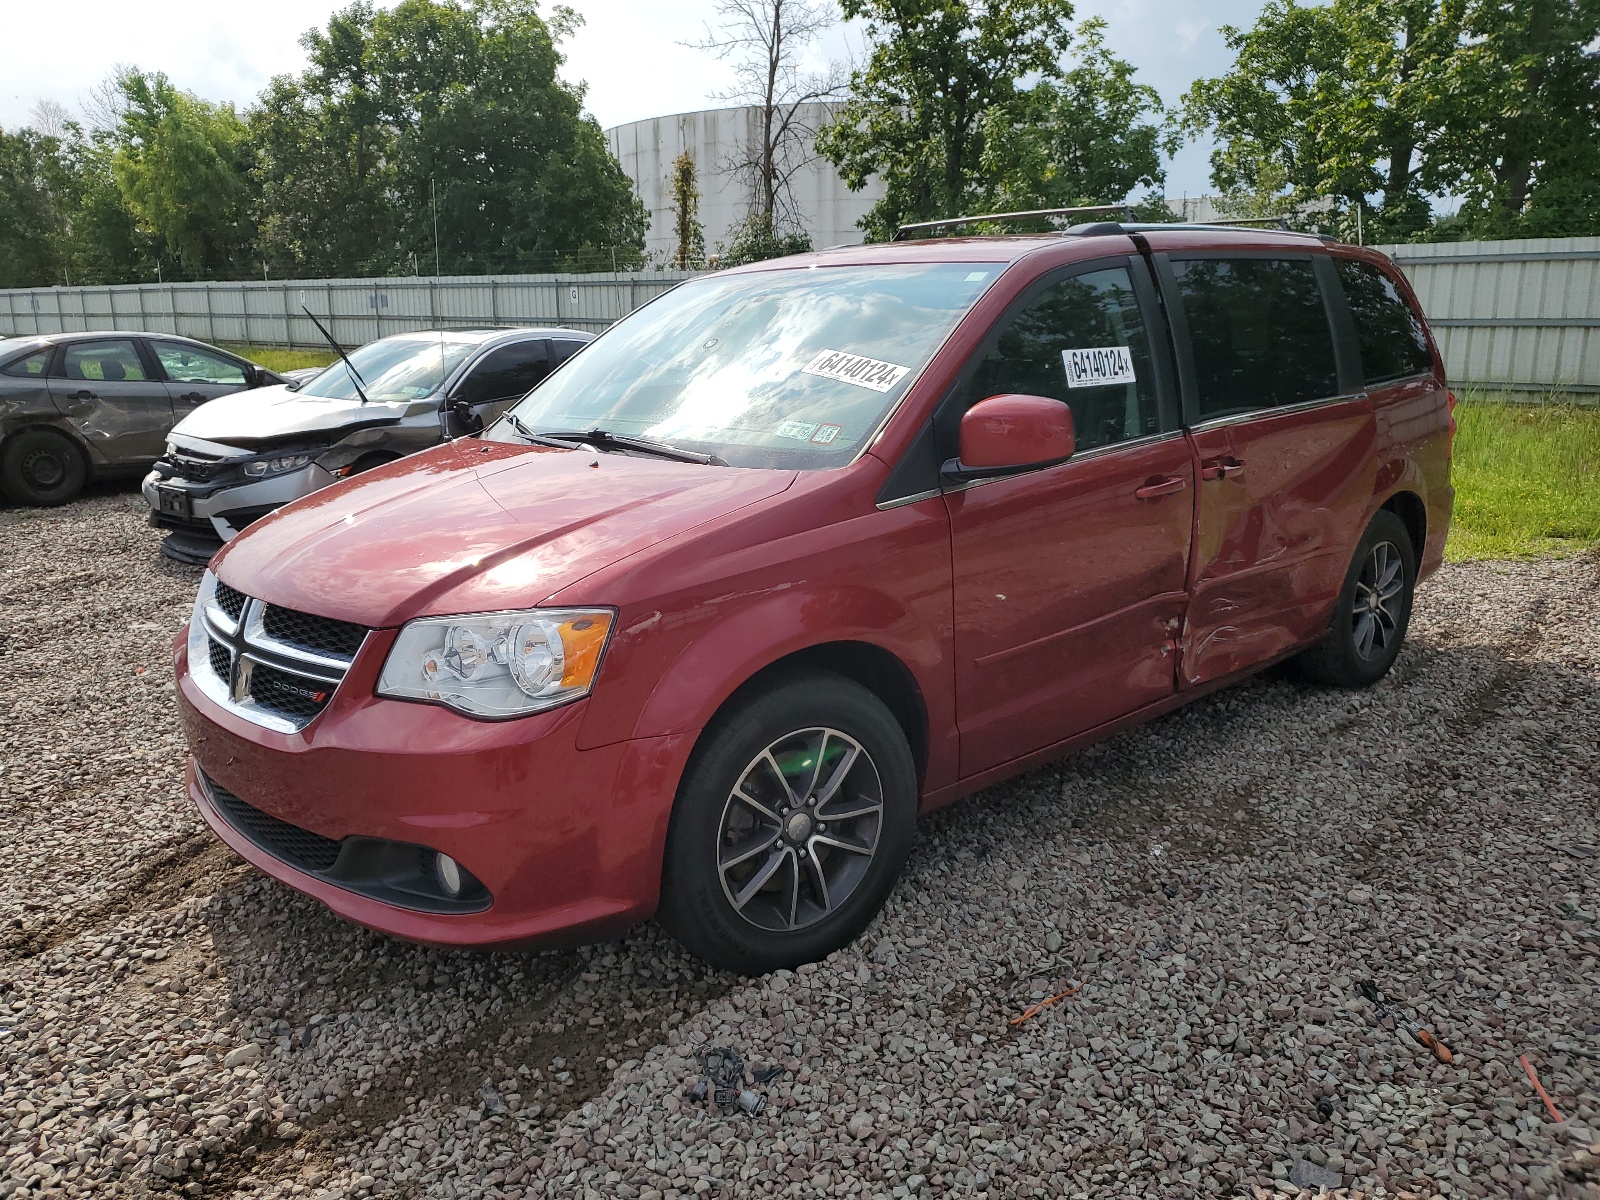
[1186,0,1600,241]
[977,20,1173,218]
[109,69,257,277]
[253,2,400,276]
[718,212,812,264]
[0,127,71,287]
[817,0,1081,240]
[1434,0,1600,237]
[255,0,647,276]
[1184,0,1464,242]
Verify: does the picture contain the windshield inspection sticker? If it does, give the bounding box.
[810,423,843,444]
[775,419,818,441]
[802,349,911,393]
[1063,346,1136,389]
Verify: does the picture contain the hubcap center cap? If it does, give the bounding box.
[784,811,814,843]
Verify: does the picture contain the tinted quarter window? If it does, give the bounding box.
[154,343,247,385]
[62,340,149,383]
[1336,259,1433,384]
[963,266,1160,453]
[1,350,51,377]
[457,342,552,407]
[1172,257,1338,418]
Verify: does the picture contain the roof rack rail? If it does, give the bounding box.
[1208,215,1293,230]
[893,204,1138,241]
[1064,219,1333,242]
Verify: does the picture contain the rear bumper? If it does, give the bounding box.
[176,631,695,949]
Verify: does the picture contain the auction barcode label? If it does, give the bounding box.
[802,349,911,393]
[1063,346,1136,389]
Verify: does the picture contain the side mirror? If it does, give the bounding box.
[445,398,484,439]
[943,394,1075,482]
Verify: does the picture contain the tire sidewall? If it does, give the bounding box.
[2,430,87,506]
[659,673,917,974]
[1324,510,1417,685]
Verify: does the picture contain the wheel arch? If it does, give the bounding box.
[704,640,931,790]
[1379,488,1427,559]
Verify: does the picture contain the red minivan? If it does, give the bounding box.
[176,223,1452,973]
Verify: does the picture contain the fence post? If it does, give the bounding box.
[491,277,499,325]
[204,286,216,344]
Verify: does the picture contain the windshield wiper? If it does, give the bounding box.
[503,412,579,450]
[301,306,371,405]
[533,427,727,466]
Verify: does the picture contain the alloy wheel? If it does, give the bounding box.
[716,727,883,932]
[1351,539,1404,660]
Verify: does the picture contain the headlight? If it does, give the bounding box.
[243,454,313,477]
[376,608,615,719]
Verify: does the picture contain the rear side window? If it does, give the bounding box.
[1336,259,1433,384]
[1,350,51,378]
[154,342,248,386]
[62,340,149,382]
[1171,257,1338,418]
[962,266,1160,453]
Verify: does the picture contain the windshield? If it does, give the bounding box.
[298,334,480,402]
[490,262,1002,468]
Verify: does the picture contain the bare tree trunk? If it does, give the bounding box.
[762,0,780,220]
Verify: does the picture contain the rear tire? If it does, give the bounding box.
[658,672,917,974]
[1297,509,1416,687]
[1,429,87,506]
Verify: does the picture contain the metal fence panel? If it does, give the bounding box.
[0,271,698,351]
[1377,237,1600,393]
[6,247,1596,392]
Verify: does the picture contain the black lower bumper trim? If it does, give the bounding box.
[199,771,491,914]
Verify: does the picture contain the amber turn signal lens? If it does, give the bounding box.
[559,612,614,687]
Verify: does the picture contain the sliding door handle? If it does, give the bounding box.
[1200,457,1245,481]
[1134,475,1188,500]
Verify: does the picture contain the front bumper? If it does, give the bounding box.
[143,463,337,546]
[175,629,694,949]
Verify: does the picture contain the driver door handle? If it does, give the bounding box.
[1200,456,1246,481]
[178,392,206,403]
[67,389,96,400]
[1134,475,1188,500]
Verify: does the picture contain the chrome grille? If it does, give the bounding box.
[194,577,369,733]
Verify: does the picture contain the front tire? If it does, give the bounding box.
[1,429,87,506]
[658,672,917,974]
[1297,509,1416,687]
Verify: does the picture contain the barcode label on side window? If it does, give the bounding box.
[1063,346,1136,388]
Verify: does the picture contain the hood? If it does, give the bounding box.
[171,383,410,449]
[213,440,797,628]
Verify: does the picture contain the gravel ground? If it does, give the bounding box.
[2,490,1597,1200]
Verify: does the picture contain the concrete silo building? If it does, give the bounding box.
[604,103,887,262]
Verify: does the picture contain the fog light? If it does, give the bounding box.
[435,853,463,897]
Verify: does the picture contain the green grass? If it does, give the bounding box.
[222,343,339,373]
[1447,392,1600,561]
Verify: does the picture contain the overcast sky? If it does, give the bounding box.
[1,0,1266,200]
